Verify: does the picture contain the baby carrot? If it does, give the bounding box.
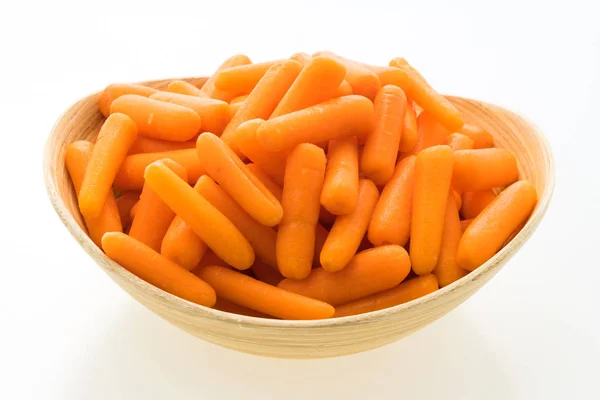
[251,259,284,287]
[213,298,271,318]
[196,132,283,226]
[102,232,216,307]
[65,141,122,246]
[114,149,205,191]
[410,145,454,275]
[220,60,303,154]
[98,83,158,117]
[279,245,411,305]
[459,124,494,149]
[214,60,281,95]
[458,180,537,270]
[460,219,473,233]
[270,56,346,118]
[333,274,439,317]
[361,85,408,185]
[277,144,326,279]
[461,190,497,219]
[290,52,312,66]
[433,193,469,287]
[144,160,255,270]
[115,192,139,230]
[129,159,188,252]
[446,133,474,151]
[320,136,359,215]
[161,213,208,271]
[313,223,329,266]
[399,102,418,152]
[333,80,353,97]
[245,163,283,201]
[197,265,334,320]
[128,136,196,154]
[230,94,248,105]
[235,119,287,185]
[78,113,138,218]
[368,155,416,247]
[200,54,252,101]
[452,149,519,192]
[320,179,379,272]
[167,80,206,97]
[414,111,451,154]
[150,92,232,135]
[257,95,375,152]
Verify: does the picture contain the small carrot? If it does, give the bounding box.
[115,192,139,230]
[128,136,196,155]
[200,54,252,101]
[144,160,255,270]
[313,223,329,266]
[399,102,418,152]
[414,111,451,154]
[229,94,248,109]
[433,193,469,287]
[452,149,519,192]
[150,92,232,135]
[102,232,216,307]
[460,219,473,233]
[279,245,411,306]
[197,265,334,320]
[214,60,282,95]
[277,144,326,279]
[361,85,408,185]
[78,113,138,218]
[410,145,454,275]
[245,163,283,201]
[251,259,284,287]
[114,149,205,191]
[167,80,206,97]
[196,132,283,226]
[333,274,439,317]
[368,155,416,247]
[459,124,494,149]
[98,83,158,117]
[220,60,303,154]
[458,180,537,270]
[320,136,359,215]
[213,297,271,318]
[290,52,312,66]
[65,141,122,246]
[235,119,287,185]
[333,80,353,97]
[257,95,375,152]
[461,190,497,219]
[161,213,208,271]
[446,133,474,151]
[320,179,379,272]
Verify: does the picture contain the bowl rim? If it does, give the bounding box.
[43,81,555,328]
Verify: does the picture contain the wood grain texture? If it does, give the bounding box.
[43,77,554,359]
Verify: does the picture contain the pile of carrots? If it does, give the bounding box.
[65,52,538,320]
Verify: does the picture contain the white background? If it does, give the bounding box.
[1,1,599,399]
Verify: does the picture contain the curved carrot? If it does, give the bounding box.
[214,298,271,318]
[78,113,138,218]
[446,133,474,151]
[458,180,537,270]
[277,144,326,279]
[290,52,312,66]
[197,265,334,320]
[459,124,494,149]
[65,141,122,246]
[196,132,283,226]
[361,85,408,185]
[161,213,208,271]
[368,155,416,247]
[333,80,353,97]
[150,92,232,135]
[214,60,281,95]
[270,56,346,118]
[251,259,284,287]
[102,232,216,307]
[320,179,379,272]
[279,245,411,305]
[410,145,454,275]
[167,80,206,97]
[245,163,283,201]
[144,160,255,270]
[461,190,496,219]
[115,192,139,230]
[333,274,439,317]
[98,83,158,117]
[399,102,418,152]
[257,95,375,152]
[414,111,451,154]
[200,54,252,101]
[453,148,519,192]
[460,219,473,233]
[114,149,205,191]
[320,136,359,215]
[128,136,196,154]
[220,60,303,154]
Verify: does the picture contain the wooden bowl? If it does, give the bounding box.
[44,77,554,359]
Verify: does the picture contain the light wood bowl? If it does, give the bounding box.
[44,77,554,359]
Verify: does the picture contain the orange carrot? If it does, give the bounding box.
[214,60,282,95]
[98,83,158,117]
[197,265,334,320]
[333,274,439,317]
[161,212,208,271]
[453,149,519,192]
[199,54,252,101]
[320,179,379,272]
[458,180,537,270]
[167,80,206,97]
[460,219,473,233]
[361,85,408,185]
[410,145,454,275]
[78,113,138,218]
[290,52,312,66]
[213,297,271,318]
[399,102,418,152]
[65,141,122,246]
[270,56,346,118]
[251,259,284,286]
[230,94,248,104]
[114,149,205,191]
[279,245,411,305]
[128,136,196,154]
[102,232,216,306]
[144,160,255,270]
[313,223,329,266]
[196,132,283,226]
[277,144,326,279]
[459,124,494,149]
[245,163,283,201]
[220,60,303,154]
[257,95,375,152]
[461,190,497,219]
[414,111,451,154]
[446,133,474,151]
[115,192,139,230]
[368,155,416,247]
[320,136,359,215]
[333,80,353,97]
